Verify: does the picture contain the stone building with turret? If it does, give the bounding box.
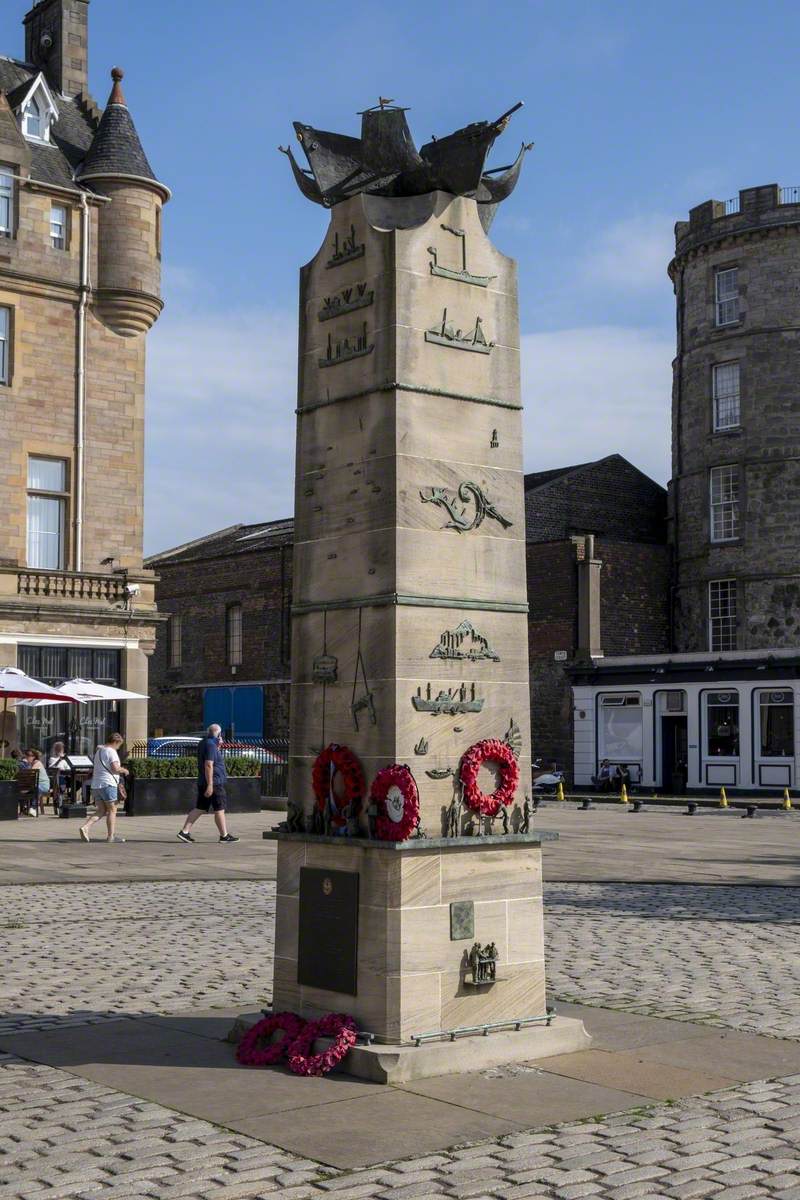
[572,184,800,794]
[0,0,168,753]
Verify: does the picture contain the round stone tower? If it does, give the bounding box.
[78,68,170,337]
[669,183,800,653]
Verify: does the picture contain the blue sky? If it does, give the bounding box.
[5,1,800,552]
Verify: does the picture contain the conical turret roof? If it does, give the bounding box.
[78,68,167,194]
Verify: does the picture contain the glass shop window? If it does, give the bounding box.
[599,694,643,762]
[758,690,794,758]
[706,691,740,757]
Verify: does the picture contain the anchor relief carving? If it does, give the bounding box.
[420,482,513,533]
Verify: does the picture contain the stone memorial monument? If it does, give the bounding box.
[270,101,589,1081]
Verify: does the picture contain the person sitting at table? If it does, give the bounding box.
[23,748,50,817]
[48,742,69,807]
[593,759,613,792]
[615,762,632,795]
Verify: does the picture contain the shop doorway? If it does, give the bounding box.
[661,716,688,794]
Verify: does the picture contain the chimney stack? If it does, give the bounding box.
[24,0,90,98]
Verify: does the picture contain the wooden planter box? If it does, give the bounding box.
[0,780,18,821]
[126,775,262,817]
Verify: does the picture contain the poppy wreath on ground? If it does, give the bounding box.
[236,1012,307,1067]
[460,738,520,818]
[311,743,366,828]
[370,763,420,841]
[286,1012,358,1077]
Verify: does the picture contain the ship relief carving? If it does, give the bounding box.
[428,224,496,288]
[420,481,513,533]
[319,321,374,367]
[425,308,494,354]
[326,224,364,268]
[318,282,374,322]
[430,620,500,662]
[412,681,484,716]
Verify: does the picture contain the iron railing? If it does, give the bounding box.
[17,570,127,603]
[128,736,289,797]
[780,186,800,206]
[722,197,740,216]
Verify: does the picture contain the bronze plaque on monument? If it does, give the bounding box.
[298,867,359,995]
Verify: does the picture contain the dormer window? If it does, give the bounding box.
[13,74,59,145]
[23,98,41,140]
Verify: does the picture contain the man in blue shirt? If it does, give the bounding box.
[177,724,239,843]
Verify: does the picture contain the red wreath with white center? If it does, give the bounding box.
[370,764,420,841]
[312,744,366,828]
[460,738,520,817]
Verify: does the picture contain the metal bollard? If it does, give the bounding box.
[579,797,592,810]
[686,800,698,815]
[631,798,644,813]
[742,804,757,819]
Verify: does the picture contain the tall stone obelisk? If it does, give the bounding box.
[270,106,589,1079]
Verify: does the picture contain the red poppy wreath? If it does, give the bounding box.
[370,763,420,841]
[286,1012,358,1077]
[236,1012,307,1067]
[460,738,520,818]
[311,743,366,828]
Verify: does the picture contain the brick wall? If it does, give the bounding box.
[148,542,292,737]
[526,455,667,545]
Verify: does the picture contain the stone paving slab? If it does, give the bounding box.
[0,1003,795,1171]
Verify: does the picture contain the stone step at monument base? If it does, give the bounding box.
[228,1011,590,1084]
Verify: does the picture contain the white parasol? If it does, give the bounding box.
[17,677,149,707]
[0,667,79,751]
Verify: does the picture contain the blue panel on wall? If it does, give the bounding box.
[203,686,263,739]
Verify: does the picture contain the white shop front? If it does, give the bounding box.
[571,650,800,793]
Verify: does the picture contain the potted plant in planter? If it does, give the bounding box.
[124,755,262,817]
[0,758,18,820]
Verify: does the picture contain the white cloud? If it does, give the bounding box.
[583,213,675,292]
[144,306,297,554]
[521,325,673,484]
[144,308,673,555]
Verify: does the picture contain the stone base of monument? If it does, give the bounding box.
[229,1009,589,1084]
[255,831,591,1082]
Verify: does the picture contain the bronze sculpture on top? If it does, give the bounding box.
[281,98,532,230]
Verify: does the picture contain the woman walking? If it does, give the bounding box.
[79,733,129,843]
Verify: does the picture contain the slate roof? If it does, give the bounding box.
[77,93,156,183]
[146,520,296,568]
[0,56,96,191]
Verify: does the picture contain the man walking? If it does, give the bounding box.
[177,724,239,843]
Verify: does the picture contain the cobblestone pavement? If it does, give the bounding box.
[545,883,800,1040]
[1,880,798,1039]
[1,880,799,1197]
[1,1053,799,1199]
